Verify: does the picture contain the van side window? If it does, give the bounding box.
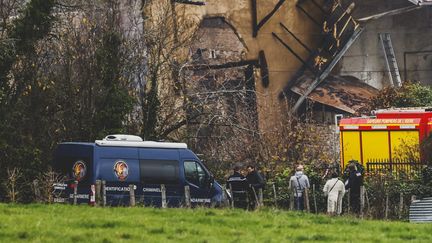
[140,160,179,184]
[184,161,207,187]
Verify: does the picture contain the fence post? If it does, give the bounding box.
[347,190,350,214]
[161,184,167,208]
[251,187,259,209]
[33,179,41,203]
[102,180,106,207]
[360,185,365,218]
[229,184,234,208]
[365,187,370,215]
[289,187,295,210]
[258,188,264,207]
[184,185,191,208]
[385,193,389,220]
[245,187,250,210]
[129,184,135,207]
[221,185,229,207]
[272,184,277,207]
[73,180,78,205]
[95,180,101,207]
[336,191,342,215]
[304,189,310,213]
[399,192,404,219]
[312,184,317,214]
[389,158,393,173]
[141,187,145,207]
[411,195,417,202]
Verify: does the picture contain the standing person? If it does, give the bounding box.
[246,164,266,208]
[289,165,310,211]
[226,164,249,209]
[323,172,345,215]
[345,162,363,214]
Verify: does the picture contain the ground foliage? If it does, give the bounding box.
[368,82,432,111]
[1,204,432,242]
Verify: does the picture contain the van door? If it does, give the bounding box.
[52,143,94,204]
[139,159,182,207]
[183,161,212,206]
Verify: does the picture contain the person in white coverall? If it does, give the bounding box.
[323,172,345,215]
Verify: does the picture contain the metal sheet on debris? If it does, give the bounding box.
[291,75,379,114]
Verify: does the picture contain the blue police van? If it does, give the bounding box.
[52,134,225,207]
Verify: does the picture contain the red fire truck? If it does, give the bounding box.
[339,108,432,169]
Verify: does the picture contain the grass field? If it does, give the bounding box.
[1,204,432,242]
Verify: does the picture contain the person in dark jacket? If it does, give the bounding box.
[345,162,363,214]
[246,164,265,189]
[246,164,266,208]
[226,164,249,209]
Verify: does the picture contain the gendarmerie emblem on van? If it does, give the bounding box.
[72,161,86,181]
[113,160,128,181]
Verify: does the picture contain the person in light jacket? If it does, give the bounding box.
[323,172,345,215]
[289,165,310,210]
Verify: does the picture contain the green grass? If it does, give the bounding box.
[0,204,432,242]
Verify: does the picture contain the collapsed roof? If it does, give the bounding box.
[291,75,379,114]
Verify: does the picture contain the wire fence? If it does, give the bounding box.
[20,165,432,221]
[265,183,420,220]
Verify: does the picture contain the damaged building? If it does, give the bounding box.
[162,0,432,131]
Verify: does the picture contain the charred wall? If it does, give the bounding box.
[181,0,324,132]
[185,17,258,150]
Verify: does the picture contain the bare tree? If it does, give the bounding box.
[3,167,23,203]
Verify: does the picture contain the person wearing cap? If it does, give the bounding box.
[289,165,310,210]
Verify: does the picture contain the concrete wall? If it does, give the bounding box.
[339,0,432,89]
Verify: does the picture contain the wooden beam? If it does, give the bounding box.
[290,27,364,113]
[255,0,286,36]
[173,0,205,5]
[296,4,322,27]
[272,32,316,74]
[259,51,270,88]
[185,60,259,70]
[252,0,258,37]
[280,22,312,53]
[252,0,286,37]
[357,5,421,22]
